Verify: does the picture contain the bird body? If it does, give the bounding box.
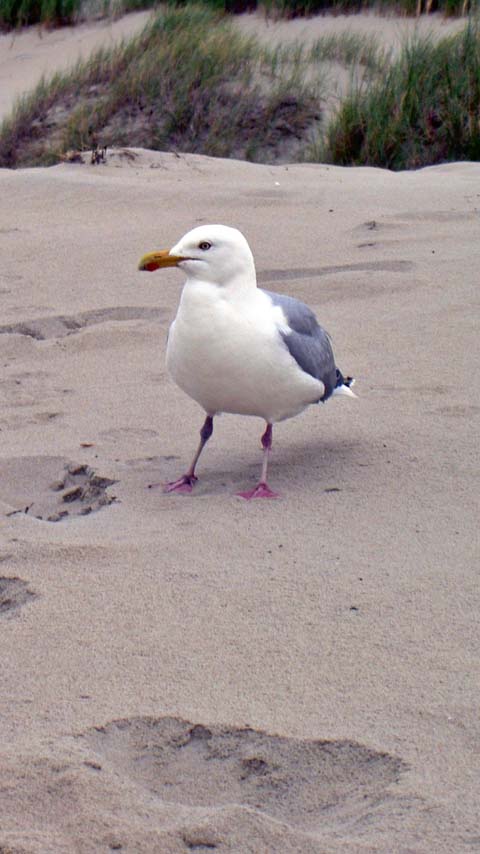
[138,224,355,498]
[167,280,327,423]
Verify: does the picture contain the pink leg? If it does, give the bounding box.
[163,415,213,494]
[237,423,279,500]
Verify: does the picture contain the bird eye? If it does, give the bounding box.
[198,241,212,251]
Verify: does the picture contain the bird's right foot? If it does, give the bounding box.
[163,474,197,494]
[236,482,279,500]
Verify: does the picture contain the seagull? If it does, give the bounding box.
[138,224,355,499]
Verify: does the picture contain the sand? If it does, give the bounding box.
[1,11,479,854]
[0,10,151,120]
[236,7,466,47]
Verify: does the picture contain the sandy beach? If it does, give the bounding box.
[1,11,479,854]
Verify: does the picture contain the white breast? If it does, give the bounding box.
[166,280,324,423]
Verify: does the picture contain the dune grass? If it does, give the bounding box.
[260,31,387,77]
[258,0,470,15]
[0,4,321,167]
[0,0,79,27]
[317,21,480,168]
[308,32,388,73]
[1,3,479,169]
[0,0,472,30]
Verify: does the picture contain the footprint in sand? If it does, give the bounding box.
[0,306,167,341]
[80,716,406,836]
[0,457,116,522]
[0,576,36,616]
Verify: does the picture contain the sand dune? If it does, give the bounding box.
[0,10,151,120]
[0,9,465,124]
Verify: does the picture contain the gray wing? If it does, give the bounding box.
[263,289,337,401]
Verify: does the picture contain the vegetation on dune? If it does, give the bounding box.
[308,31,388,73]
[0,0,80,28]
[0,5,321,167]
[319,22,480,169]
[257,0,473,15]
[261,30,387,78]
[1,2,479,170]
[0,0,473,31]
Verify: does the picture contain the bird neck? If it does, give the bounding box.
[184,263,257,295]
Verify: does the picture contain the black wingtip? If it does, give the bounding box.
[335,369,354,388]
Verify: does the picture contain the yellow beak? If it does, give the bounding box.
[138,249,186,272]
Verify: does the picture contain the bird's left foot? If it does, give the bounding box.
[236,482,279,500]
[163,474,197,494]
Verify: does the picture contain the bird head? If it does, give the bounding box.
[138,224,256,288]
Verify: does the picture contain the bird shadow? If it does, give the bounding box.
[177,437,368,498]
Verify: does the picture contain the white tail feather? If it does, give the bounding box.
[333,383,357,399]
